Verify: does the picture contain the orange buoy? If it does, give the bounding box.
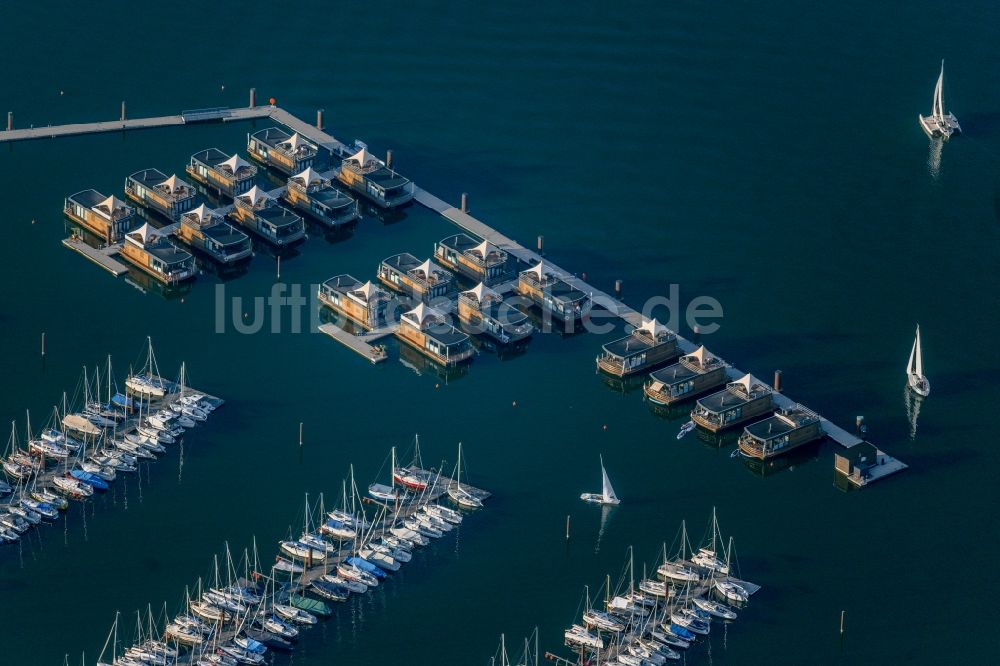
[269,97,277,106]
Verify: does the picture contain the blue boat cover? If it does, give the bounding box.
[346,556,388,578]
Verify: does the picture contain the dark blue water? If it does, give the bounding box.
[2,1,999,663]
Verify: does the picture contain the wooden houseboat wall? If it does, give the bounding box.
[283,167,359,228]
[318,274,391,330]
[377,253,454,303]
[434,234,507,285]
[247,127,318,176]
[230,186,305,246]
[737,406,823,460]
[691,374,774,432]
[596,318,678,377]
[395,303,474,367]
[186,148,257,198]
[643,345,729,405]
[124,169,196,221]
[64,189,135,244]
[119,223,195,285]
[457,283,533,344]
[176,204,252,264]
[516,262,590,322]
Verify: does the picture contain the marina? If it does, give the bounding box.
[80,450,490,665]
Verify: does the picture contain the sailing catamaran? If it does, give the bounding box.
[918,60,961,140]
[906,325,930,397]
[580,455,621,505]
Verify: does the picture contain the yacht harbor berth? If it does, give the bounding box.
[247,127,318,175]
[737,405,822,460]
[434,233,509,285]
[691,374,774,432]
[118,223,196,285]
[644,346,729,406]
[64,189,135,244]
[395,303,474,367]
[175,204,252,264]
[282,166,359,228]
[186,148,257,198]
[457,282,533,344]
[378,252,454,303]
[597,318,678,377]
[229,185,305,246]
[124,169,197,221]
[335,141,414,208]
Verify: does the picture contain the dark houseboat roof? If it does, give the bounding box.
[343,147,410,188]
[439,233,507,265]
[129,169,195,198]
[743,406,820,443]
[125,224,192,265]
[323,274,389,303]
[602,319,675,359]
[192,148,257,177]
[251,127,317,156]
[649,346,726,384]
[402,303,468,346]
[697,374,772,414]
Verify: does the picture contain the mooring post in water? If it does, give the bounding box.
[565,514,570,540]
[299,422,303,447]
[316,109,324,131]
[774,369,782,392]
[460,192,469,213]
[614,279,622,299]
[840,610,845,635]
[386,149,393,169]
[249,88,256,109]
[855,416,865,434]
[276,255,281,280]
[693,325,701,342]
[537,235,544,255]
[120,101,126,122]
[41,332,45,356]
[6,111,11,132]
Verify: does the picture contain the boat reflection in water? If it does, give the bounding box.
[692,427,740,451]
[397,343,469,384]
[598,373,647,396]
[123,265,193,301]
[740,439,822,478]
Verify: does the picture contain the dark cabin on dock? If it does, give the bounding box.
[738,405,823,459]
[516,262,590,324]
[597,318,679,377]
[378,253,454,303]
[64,189,135,244]
[336,143,414,209]
[319,274,392,331]
[230,186,305,246]
[187,148,257,198]
[176,204,252,264]
[644,345,729,405]
[247,127,318,176]
[434,234,508,285]
[124,169,196,221]
[691,373,774,432]
[834,442,887,487]
[283,167,359,228]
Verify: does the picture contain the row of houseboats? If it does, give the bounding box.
[63,127,414,286]
[319,233,591,367]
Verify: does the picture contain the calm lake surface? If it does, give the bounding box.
[1,2,999,663]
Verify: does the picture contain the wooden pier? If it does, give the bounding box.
[318,323,395,363]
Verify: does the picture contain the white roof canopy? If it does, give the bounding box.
[280,132,311,151]
[131,222,158,244]
[292,167,325,187]
[188,203,214,223]
[461,282,499,304]
[347,147,374,167]
[732,373,759,394]
[685,345,715,366]
[239,185,270,207]
[161,174,185,193]
[96,195,128,216]
[413,259,445,281]
[471,240,493,257]
[404,302,444,327]
[524,261,548,280]
[638,318,670,338]
[351,281,380,302]
[221,154,251,174]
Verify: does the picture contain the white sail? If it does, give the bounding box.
[907,336,917,375]
[933,61,945,120]
[600,456,618,503]
[914,326,923,376]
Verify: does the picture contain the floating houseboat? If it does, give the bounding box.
[337,143,414,208]
[395,303,473,367]
[186,148,257,198]
[175,204,252,264]
[283,167,359,228]
[737,405,823,460]
[596,318,678,377]
[124,169,196,221]
[229,186,305,246]
[434,234,508,285]
[247,127,318,176]
[318,274,392,331]
[643,345,728,405]
[63,189,135,244]
[118,223,195,285]
[516,262,590,324]
[457,283,533,344]
[378,253,454,303]
[691,374,774,432]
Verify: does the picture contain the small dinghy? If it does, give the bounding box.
[676,420,695,440]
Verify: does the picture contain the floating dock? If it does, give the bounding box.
[318,323,395,363]
[61,237,130,275]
